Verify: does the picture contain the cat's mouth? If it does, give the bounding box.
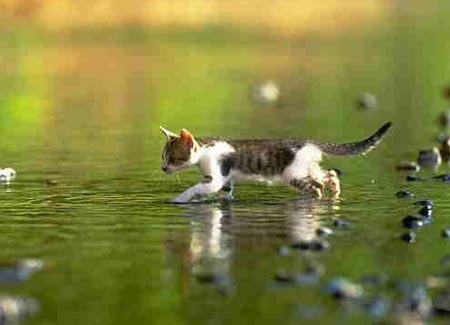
[161,166,175,174]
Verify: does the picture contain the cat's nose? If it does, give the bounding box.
[161,166,168,172]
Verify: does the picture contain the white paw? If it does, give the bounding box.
[170,196,190,204]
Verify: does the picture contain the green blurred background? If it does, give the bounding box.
[2,1,450,324]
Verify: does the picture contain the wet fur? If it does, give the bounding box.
[160,123,392,203]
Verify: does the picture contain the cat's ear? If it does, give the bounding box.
[179,129,195,148]
[160,126,178,140]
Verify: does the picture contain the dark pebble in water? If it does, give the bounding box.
[400,231,416,243]
[364,297,391,319]
[396,161,420,172]
[0,295,39,323]
[356,93,378,111]
[444,85,450,100]
[431,173,450,182]
[402,216,425,229]
[195,272,232,287]
[418,148,442,166]
[442,227,450,238]
[438,109,450,128]
[195,272,234,295]
[316,227,334,237]
[418,206,433,218]
[291,240,330,251]
[396,190,414,199]
[278,245,290,256]
[325,278,364,299]
[441,254,450,266]
[406,174,422,182]
[413,200,433,207]
[434,291,450,314]
[274,270,295,283]
[407,173,450,182]
[195,272,217,283]
[333,219,350,228]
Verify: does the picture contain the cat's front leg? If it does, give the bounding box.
[171,185,199,203]
[171,177,226,204]
[221,181,234,201]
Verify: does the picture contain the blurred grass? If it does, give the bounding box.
[2,1,450,148]
[0,0,388,35]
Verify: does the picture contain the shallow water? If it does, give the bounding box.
[2,4,450,324]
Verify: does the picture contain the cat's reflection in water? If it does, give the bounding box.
[173,199,339,294]
[285,200,337,244]
[175,202,234,295]
[185,203,233,275]
[171,200,338,295]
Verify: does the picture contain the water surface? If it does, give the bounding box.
[2,4,450,323]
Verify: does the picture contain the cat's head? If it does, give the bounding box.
[160,126,200,174]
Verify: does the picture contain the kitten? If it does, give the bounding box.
[160,122,392,203]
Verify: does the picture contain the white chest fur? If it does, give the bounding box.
[197,141,235,177]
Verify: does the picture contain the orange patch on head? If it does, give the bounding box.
[180,129,194,148]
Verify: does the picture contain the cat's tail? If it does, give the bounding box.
[315,122,392,156]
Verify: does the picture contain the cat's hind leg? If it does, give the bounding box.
[323,170,340,198]
[282,144,325,198]
[289,176,324,199]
